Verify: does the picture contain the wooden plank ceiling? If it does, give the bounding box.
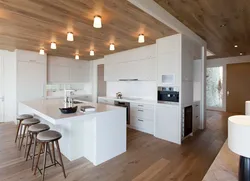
[155,0,250,58]
[0,0,177,60]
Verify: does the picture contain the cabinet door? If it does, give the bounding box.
[104,64,120,81]
[48,64,70,83]
[155,105,180,144]
[17,61,46,101]
[157,51,180,86]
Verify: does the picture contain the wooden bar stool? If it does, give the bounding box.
[15,114,33,143]
[25,123,50,170]
[19,118,40,151]
[34,130,66,181]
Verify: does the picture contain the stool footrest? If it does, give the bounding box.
[36,160,61,175]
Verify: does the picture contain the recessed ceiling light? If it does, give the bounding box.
[39,48,45,55]
[51,42,57,49]
[138,34,145,43]
[67,32,74,41]
[234,45,238,48]
[93,15,102,28]
[240,52,243,56]
[75,54,79,60]
[90,50,95,56]
[110,43,115,51]
[220,23,227,27]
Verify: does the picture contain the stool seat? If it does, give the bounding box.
[17,114,33,120]
[22,118,40,125]
[37,130,62,142]
[28,124,50,133]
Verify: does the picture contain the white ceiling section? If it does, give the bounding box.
[127,0,207,47]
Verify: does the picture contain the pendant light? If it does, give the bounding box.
[90,50,95,56]
[75,54,79,60]
[93,15,102,28]
[109,43,115,51]
[51,42,57,49]
[39,49,45,55]
[67,32,74,41]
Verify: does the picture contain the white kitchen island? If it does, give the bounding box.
[18,99,127,166]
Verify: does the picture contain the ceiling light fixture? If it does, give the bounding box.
[90,50,95,56]
[234,45,238,48]
[93,15,102,28]
[110,43,115,51]
[67,32,74,41]
[75,54,79,60]
[39,49,45,55]
[240,52,243,56]
[138,34,145,43]
[51,42,57,49]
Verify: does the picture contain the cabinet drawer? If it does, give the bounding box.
[130,107,154,120]
[130,117,153,134]
[130,103,154,110]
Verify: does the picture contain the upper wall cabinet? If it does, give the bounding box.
[104,58,156,81]
[47,56,90,83]
[104,45,156,81]
[156,35,181,86]
[16,50,46,63]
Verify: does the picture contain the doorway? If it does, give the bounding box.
[97,64,106,97]
[226,63,250,114]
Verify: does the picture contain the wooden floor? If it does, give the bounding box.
[0,110,234,181]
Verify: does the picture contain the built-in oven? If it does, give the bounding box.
[114,101,130,125]
[158,87,179,103]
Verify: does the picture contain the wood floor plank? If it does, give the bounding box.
[0,110,234,181]
[132,158,169,181]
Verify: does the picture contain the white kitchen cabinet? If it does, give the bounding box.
[17,59,46,102]
[104,58,156,81]
[48,64,70,83]
[193,59,201,82]
[157,51,181,86]
[48,57,90,83]
[130,116,154,134]
[16,50,46,63]
[155,104,180,144]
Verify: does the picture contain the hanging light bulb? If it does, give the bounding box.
[75,54,79,60]
[67,32,74,41]
[39,48,45,55]
[109,43,115,51]
[138,34,145,43]
[90,50,95,56]
[51,42,57,49]
[93,15,102,28]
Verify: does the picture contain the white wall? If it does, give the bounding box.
[207,55,250,112]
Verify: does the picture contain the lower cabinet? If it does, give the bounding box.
[155,104,180,144]
[130,117,154,134]
[193,101,200,131]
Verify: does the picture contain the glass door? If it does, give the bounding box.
[206,66,223,110]
[0,55,4,122]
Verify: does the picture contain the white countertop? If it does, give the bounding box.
[98,96,179,106]
[20,99,125,123]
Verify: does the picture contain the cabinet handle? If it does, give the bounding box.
[195,105,198,107]
[196,116,199,118]
[138,109,144,112]
[138,119,143,122]
[138,105,144,107]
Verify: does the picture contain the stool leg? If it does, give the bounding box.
[31,133,37,171]
[26,132,33,161]
[42,142,48,181]
[24,129,30,157]
[51,141,56,166]
[34,142,43,175]
[47,143,54,164]
[19,125,27,150]
[15,119,21,143]
[55,140,66,178]
[18,124,23,148]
